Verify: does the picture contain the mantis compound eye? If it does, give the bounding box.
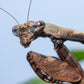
[31,21,45,33]
[37,21,44,26]
[12,25,19,37]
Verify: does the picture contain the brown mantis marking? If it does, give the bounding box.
[0,0,84,84]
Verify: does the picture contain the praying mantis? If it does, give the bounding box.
[0,0,84,84]
[12,20,84,84]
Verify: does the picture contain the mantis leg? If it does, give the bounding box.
[52,39,84,77]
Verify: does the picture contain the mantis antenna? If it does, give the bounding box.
[27,0,32,22]
[0,8,20,25]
